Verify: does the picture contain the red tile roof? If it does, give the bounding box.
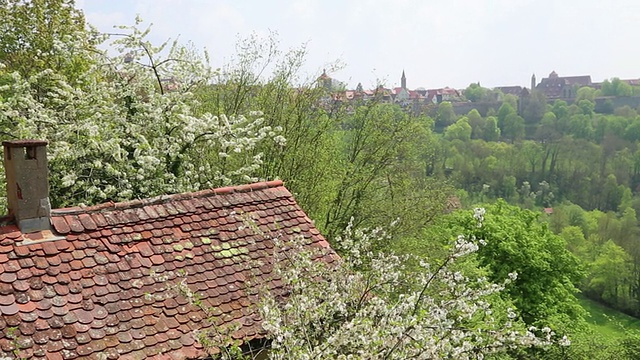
[624,79,640,86]
[561,75,591,86]
[537,72,593,99]
[408,90,423,99]
[495,86,523,96]
[0,180,333,359]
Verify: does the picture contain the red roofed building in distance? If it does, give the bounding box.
[0,140,336,359]
[321,70,464,110]
[495,86,523,97]
[535,71,592,100]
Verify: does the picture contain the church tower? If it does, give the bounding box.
[531,73,536,91]
[318,69,332,90]
[401,70,407,90]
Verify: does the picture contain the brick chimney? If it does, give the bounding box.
[3,140,51,233]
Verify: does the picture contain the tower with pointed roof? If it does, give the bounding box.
[531,73,536,91]
[318,69,332,90]
[401,70,407,90]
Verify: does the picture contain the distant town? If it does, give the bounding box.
[319,70,640,116]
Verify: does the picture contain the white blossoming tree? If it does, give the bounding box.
[0,9,284,207]
[182,210,570,359]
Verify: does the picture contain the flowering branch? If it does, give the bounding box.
[252,212,569,358]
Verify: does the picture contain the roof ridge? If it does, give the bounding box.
[51,179,284,216]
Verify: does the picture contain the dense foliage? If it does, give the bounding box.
[430,95,640,319]
[431,202,584,327]
[4,1,640,358]
[437,102,640,212]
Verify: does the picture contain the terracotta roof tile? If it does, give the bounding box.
[0,180,334,359]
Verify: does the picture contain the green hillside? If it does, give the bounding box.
[580,296,640,340]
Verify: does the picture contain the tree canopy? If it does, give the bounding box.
[0,0,99,82]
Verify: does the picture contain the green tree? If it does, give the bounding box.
[464,83,486,102]
[502,113,525,142]
[466,109,485,139]
[560,226,589,259]
[482,116,501,142]
[568,114,595,140]
[602,78,633,97]
[588,240,632,306]
[552,100,570,120]
[599,174,624,211]
[624,118,640,142]
[601,80,614,96]
[129,30,453,245]
[564,203,589,234]
[535,111,561,142]
[519,142,543,184]
[0,0,99,82]
[615,105,637,118]
[503,94,519,110]
[435,101,456,129]
[522,90,548,124]
[196,35,344,228]
[578,99,595,116]
[497,102,516,128]
[576,87,596,101]
[442,201,585,328]
[324,103,449,239]
[600,99,615,114]
[444,116,472,141]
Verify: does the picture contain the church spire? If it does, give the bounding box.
[531,73,536,90]
[401,70,407,90]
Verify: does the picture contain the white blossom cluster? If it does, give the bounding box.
[0,19,284,207]
[248,211,568,359]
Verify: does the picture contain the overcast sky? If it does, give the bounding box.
[76,0,640,90]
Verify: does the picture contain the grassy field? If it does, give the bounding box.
[579,295,640,340]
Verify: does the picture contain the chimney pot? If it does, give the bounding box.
[3,140,51,233]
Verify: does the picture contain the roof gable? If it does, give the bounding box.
[0,180,333,359]
[495,86,523,96]
[562,75,591,86]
